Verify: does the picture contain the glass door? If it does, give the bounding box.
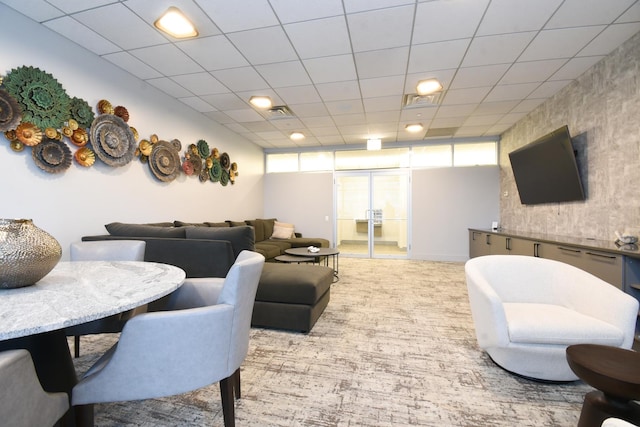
[335,170,410,258]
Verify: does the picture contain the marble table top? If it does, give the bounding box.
[0,261,185,340]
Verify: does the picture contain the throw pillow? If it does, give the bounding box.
[271,221,295,239]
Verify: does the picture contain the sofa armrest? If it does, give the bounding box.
[82,235,234,278]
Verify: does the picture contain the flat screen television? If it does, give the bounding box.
[508,126,585,205]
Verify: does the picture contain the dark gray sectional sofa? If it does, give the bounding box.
[82,219,333,332]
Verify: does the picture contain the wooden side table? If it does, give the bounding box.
[566,344,640,427]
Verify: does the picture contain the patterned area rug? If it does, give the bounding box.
[72,258,590,426]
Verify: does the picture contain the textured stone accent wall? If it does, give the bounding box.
[500,31,640,241]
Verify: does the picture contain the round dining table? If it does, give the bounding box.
[0,260,186,426]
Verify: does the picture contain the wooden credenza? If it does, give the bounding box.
[469,228,640,342]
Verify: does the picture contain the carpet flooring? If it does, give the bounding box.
[72,258,592,426]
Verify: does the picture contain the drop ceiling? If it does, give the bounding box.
[2,0,639,150]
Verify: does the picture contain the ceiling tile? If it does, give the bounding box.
[441,87,492,105]
[275,85,322,104]
[409,39,471,73]
[43,16,120,55]
[511,98,546,113]
[464,114,503,126]
[0,0,63,21]
[195,0,278,32]
[449,64,511,89]
[485,83,540,102]
[578,22,640,56]
[72,3,166,50]
[519,26,607,61]
[102,51,163,80]
[303,55,357,84]
[368,111,400,123]
[315,81,361,102]
[200,93,249,110]
[549,56,604,80]
[301,116,336,127]
[435,104,479,118]
[269,0,343,23]
[289,103,330,118]
[360,75,405,98]
[462,32,536,67]
[347,5,414,52]
[45,0,115,13]
[255,61,311,88]
[308,126,340,136]
[227,26,298,65]
[474,100,520,115]
[355,47,409,79]
[211,67,269,92]
[527,80,572,98]
[146,77,194,98]
[545,0,637,28]
[179,96,216,112]
[176,36,249,71]
[344,0,414,14]
[399,107,437,122]
[171,73,228,95]
[617,1,640,22]
[225,108,266,122]
[325,100,365,116]
[429,116,466,128]
[130,44,204,76]
[332,113,367,125]
[476,0,563,36]
[284,16,351,59]
[242,121,279,132]
[500,59,568,84]
[363,96,402,113]
[413,0,489,43]
[205,111,235,124]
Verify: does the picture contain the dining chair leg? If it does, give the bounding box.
[74,336,80,358]
[233,368,241,399]
[220,376,235,427]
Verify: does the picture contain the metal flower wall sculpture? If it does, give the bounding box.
[0,65,238,185]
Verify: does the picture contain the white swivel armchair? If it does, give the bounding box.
[465,255,638,381]
[72,250,265,427]
[66,240,147,357]
[0,349,69,427]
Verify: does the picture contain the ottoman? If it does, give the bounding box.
[252,263,333,333]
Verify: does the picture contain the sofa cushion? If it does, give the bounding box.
[504,303,625,346]
[174,220,208,227]
[257,263,332,305]
[204,222,229,227]
[254,242,282,260]
[105,222,186,238]
[244,219,265,242]
[283,237,330,248]
[185,225,255,259]
[271,221,295,239]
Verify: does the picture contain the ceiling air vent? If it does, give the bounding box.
[264,105,296,120]
[425,127,458,138]
[402,93,442,109]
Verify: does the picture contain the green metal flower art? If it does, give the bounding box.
[196,139,209,158]
[3,66,71,130]
[69,97,95,129]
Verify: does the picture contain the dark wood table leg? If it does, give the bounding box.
[578,391,640,427]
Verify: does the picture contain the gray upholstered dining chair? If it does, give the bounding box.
[65,240,146,357]
[0,349,69,427]
[71,250,265,427]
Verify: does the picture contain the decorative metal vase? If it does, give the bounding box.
[0,219,62,289]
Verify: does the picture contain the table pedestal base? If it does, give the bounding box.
[578,391,640,427]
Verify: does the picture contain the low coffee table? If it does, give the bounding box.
[285,247,340,282]
[566,343,640,427]
[275,254,314,264]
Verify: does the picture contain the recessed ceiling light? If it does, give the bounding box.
[154,7,198,39]
[405,123,424,133]
[367,138,381,151]
[249,96,272,109]
[290,132,305,140]
[416,79,443,95]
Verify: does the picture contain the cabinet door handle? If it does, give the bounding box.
[506,237,511,251]
[585,251,617,260]
[486,235,491,245]
[534,243,539,257]
[557,246,581,253]
[472,232,481,241]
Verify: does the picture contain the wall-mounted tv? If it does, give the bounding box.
[508,125,585,205]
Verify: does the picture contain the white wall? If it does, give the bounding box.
[411,166,500,261]
[263,172,334,244]
[0,5,265,260]
[263,166,500,260]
